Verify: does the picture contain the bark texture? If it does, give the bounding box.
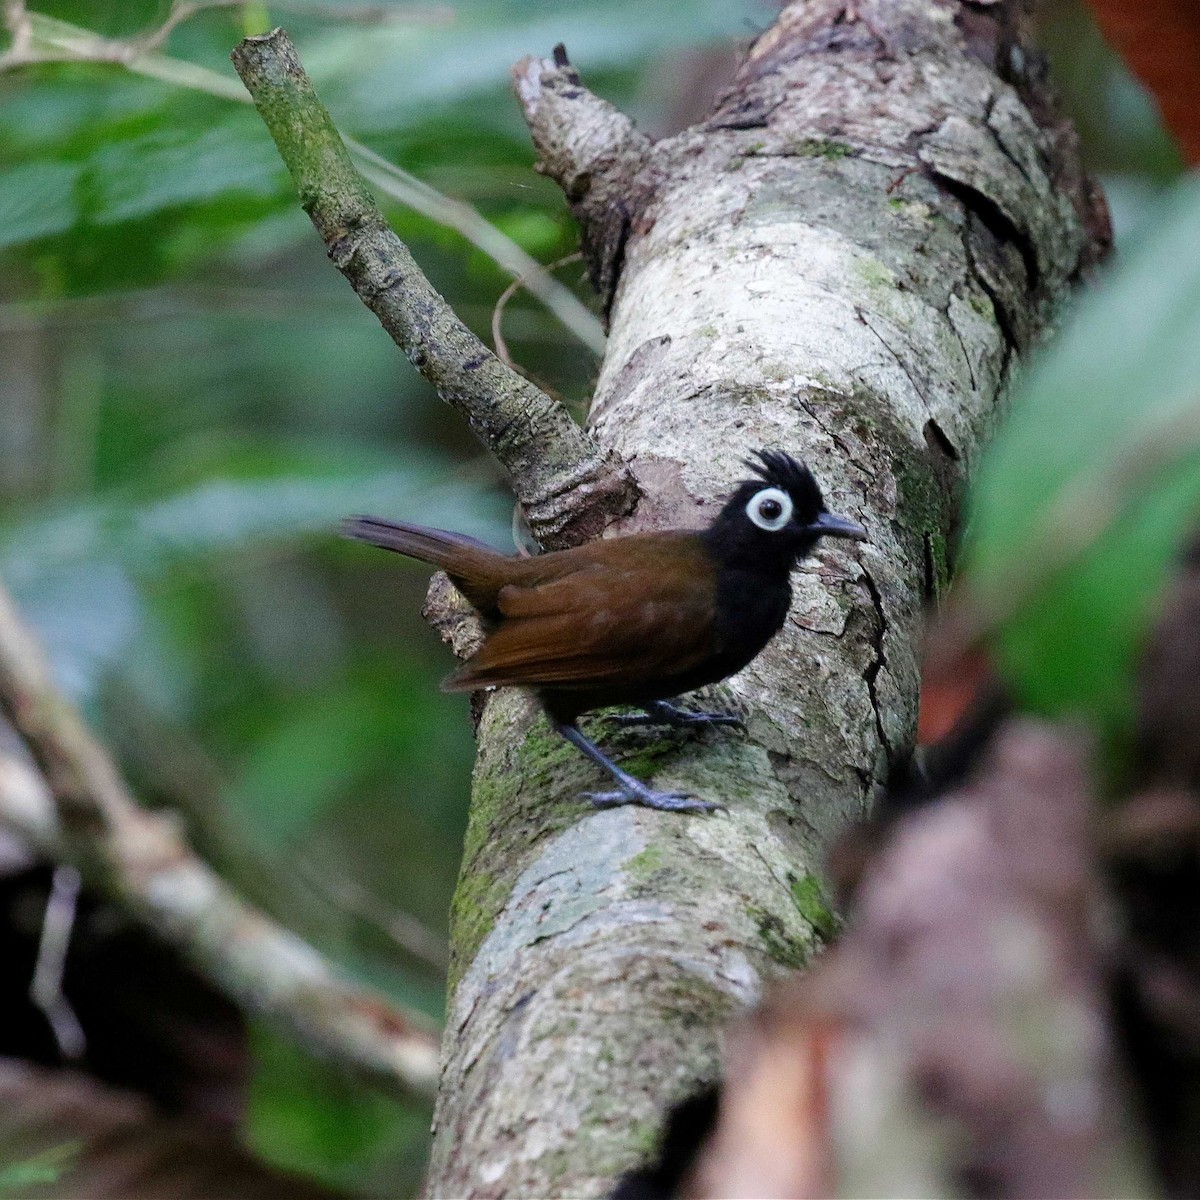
[427,3,1106,1194]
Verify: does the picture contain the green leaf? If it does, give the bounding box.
[0,1142,79,1194]
[88,119,282,225]
[960,176,1200,735]
[0,455,508,588]
[0,159,84,249]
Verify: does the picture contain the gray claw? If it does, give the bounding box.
[583,787,722,813]
[603,704,743,730]
[673,711,742,728]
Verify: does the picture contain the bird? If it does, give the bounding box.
[342,450,867,813]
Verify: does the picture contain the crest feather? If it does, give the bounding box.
[742,449,824,511]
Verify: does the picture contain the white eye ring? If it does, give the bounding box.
[746,486,794,532]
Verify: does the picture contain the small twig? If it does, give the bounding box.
[491,250,583,371]
[0,578,440,1102]
[29,864,86,1061]
[135,0,451,54]
[136,0,240,54]
[344,138,606,357]
[231,28,635,546]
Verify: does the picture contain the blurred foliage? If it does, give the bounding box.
[962,177,1200,754]
[248,1022,429,1195]
[0,0,1186,1194]
[0,1144,78,1194]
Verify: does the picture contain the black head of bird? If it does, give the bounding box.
[343,449,867,813]
[704,449,868,573]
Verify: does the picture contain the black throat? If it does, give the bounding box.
[699,516,811,581]
[700,528,797,677]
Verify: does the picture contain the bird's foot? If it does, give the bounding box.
[583,782,723,813]
[604,701,742,729]
[554,719,723,814]
[662,709,742,728]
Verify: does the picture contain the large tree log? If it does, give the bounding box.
[428,2,1107,1194]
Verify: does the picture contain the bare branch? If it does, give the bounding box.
[135,0,240,55]
[513,46,654,311]
[232,28,636,546]
[0,580,440,1103]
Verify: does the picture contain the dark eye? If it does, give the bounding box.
[745,486,793,532]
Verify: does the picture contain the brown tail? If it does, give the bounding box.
[340,516,511,613]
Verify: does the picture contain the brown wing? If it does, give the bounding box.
[443,535,717,690]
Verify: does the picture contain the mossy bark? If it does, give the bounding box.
[428,2,1107,1195]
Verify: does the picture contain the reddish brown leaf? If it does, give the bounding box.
[1086,0,1200,164]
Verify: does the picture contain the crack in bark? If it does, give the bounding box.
[860,566,892,767]
[958,216,1021,358]
[927,166,1040,294]
[797,396,874,483]
[855,306,929,414]
[600,206,633,323]
[923,418,960,463]
[945,294,980,393]
[983,90,1038,192]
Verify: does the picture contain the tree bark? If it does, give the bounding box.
[427,2,1107,1195]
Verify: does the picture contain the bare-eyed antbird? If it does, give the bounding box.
[343,450,866,812]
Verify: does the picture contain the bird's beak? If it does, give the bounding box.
[810,511,868,542]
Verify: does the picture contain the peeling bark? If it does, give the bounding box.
[428,3,1106,1195]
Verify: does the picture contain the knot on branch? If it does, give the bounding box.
[522,446,639,549]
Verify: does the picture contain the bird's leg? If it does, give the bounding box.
[604,699,742,729]
[554,722,721,813]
